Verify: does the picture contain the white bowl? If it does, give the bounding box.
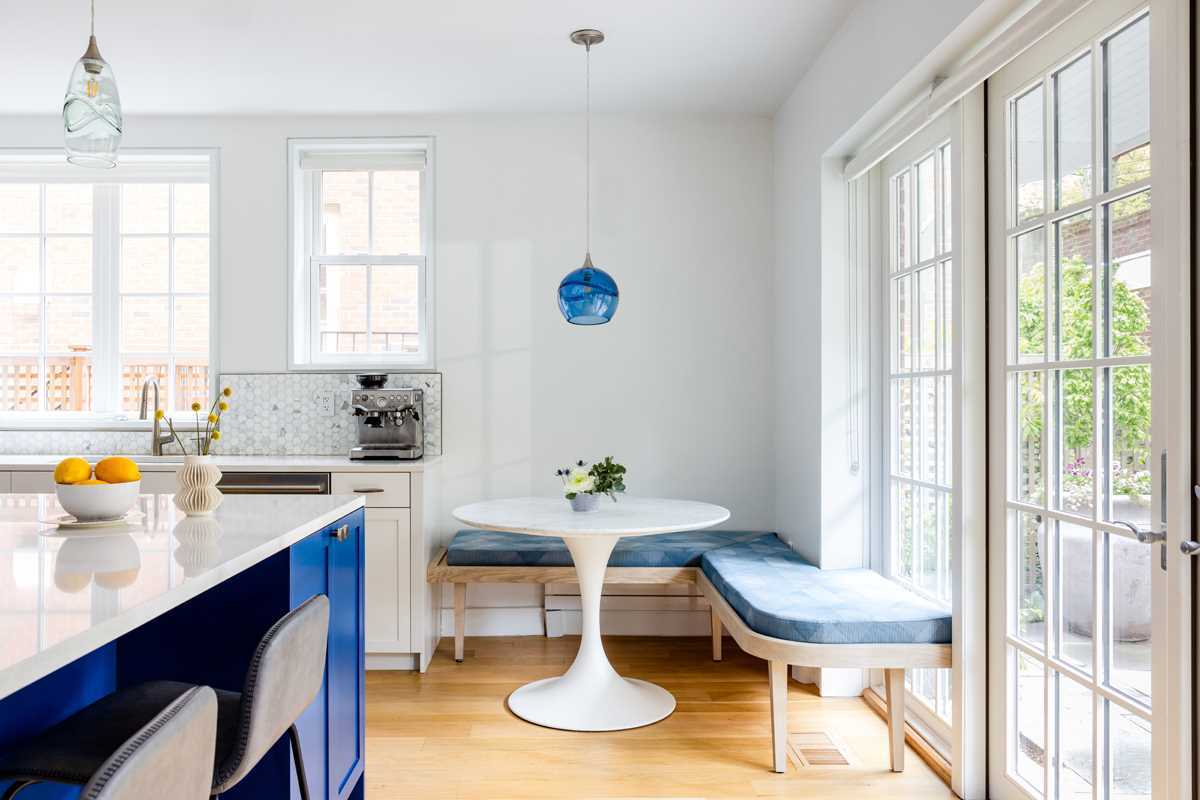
[55,481,141,522]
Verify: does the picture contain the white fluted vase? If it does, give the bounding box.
[174,455,223,516]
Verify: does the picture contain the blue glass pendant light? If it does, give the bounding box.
[558,29,618,325]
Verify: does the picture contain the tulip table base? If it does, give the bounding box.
[506,534,675,731]
[450,497,731,732]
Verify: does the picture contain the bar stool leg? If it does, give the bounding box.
[288,724,311,800]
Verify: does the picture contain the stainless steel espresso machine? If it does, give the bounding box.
[349,374,424,460]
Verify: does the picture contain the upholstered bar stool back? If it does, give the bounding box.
[212,593,330,796]
[82,686,218,800]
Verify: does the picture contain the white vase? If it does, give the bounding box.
[569,493,601,512]
[174,455,223,516]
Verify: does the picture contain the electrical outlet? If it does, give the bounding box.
[315,394,334,415]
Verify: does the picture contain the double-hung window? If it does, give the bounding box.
[0,153,214,418]
[289,138,433,369]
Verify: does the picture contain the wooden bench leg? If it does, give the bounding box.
[884,668,905,772]
[710,607,722,661]
[768,660,788,773]
[453,583,466,663]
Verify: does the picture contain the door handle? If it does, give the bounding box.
[353,488,385,494]
[332,524,349,542]
[1113,520,1166,544]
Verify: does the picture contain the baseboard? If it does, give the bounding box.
[862,686,952,787]
[367,652,419,671]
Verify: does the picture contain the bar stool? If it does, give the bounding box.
[0,594,329,800]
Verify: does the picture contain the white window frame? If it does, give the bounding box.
[0,149,219,429]
[287,137,435,371]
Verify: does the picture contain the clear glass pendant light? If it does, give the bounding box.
[63,0,122,168]
[558,29,618,325]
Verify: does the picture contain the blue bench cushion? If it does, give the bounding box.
[701,534,951,645]
[446,529,772,568]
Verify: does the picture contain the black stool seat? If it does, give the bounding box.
[0,681,241,789]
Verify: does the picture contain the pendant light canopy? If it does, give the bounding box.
[558,29,618,326]
[63,0,122,169]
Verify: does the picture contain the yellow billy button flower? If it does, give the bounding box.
[191,402,202,412]
[154,409,165,420]
[222,387,232,397]
[211,430,222,441]
[218,401,229,412]
[207,413,218,424]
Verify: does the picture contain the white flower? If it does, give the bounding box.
[564,467,595,494]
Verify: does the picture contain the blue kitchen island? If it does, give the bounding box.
[0,492,367,800]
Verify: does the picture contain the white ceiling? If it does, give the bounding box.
[5,0,852,115]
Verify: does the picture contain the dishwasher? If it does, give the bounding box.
[215,472,331,495]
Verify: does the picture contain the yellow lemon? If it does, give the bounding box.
[77,478,109,485]
[94,457,141,484]
[54,457,92,485]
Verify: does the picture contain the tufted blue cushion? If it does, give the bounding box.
[446,529,772,568]
[702,534,951,645]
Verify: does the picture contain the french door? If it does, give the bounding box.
[986,0,1191,798]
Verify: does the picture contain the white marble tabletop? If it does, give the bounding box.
[0,492,364,702]
[452,496,731,538]
[0,454,438,472]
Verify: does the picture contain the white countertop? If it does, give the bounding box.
[452,496,731,538]
[0,492,365,702]
[0,454,437,472]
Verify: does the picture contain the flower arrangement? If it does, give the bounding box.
[556,457,627,501]
[157,387,233,456]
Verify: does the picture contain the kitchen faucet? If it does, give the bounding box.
[138,377,174,456]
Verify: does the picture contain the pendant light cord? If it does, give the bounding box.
[91,0,95,36]
[585,41,591,259]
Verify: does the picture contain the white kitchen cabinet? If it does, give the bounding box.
[364,508,412,656]
[11,472,54,493]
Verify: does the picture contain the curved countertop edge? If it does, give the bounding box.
[0,494,366,703]
[0,455,439,472]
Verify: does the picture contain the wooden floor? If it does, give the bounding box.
[364,635,956,799]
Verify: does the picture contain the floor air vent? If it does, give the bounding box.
[787,731,853,767]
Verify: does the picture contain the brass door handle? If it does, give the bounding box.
[333,524,349,542]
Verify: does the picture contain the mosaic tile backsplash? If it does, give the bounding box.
[0,372,442,457]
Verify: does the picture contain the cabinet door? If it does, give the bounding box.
[364,509,411,652]
[326,510,365,800]
[11,472,54,493]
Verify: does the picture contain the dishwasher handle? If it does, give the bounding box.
[216,472,332,495]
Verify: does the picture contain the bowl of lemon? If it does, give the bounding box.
[54,457,142,522]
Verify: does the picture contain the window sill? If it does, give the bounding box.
[0,417,202,433]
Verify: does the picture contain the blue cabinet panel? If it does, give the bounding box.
[327,513,365,799]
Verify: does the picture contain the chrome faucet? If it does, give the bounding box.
[138,378,174,456]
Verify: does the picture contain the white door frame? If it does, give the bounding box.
[984,0,1192,797]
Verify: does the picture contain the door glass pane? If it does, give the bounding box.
[940,259,954,370]
[1057,521,1094,673]
[918,266,937,370]
[1058,674,1094,799]
[1057,368,1095,517]
[917,155,936,262]
[894,481,914,581]
[1104,15,1150,190]
[320,171,369,255]
[895,274,912,370]
[1014,85,1046,223]
[1109,365,1151,527]
[1016,229,1047,363]
[895,378,913,476]
[1109,702,1151,799]
[1110,534,1152,706]
[121,237,169,292]
[894,170,909,270]
[1015,650,1046,793]
[1056,211,1095,361]
[940,144,952,254]
[1017,371,1045,504]
[1054,56,1093,207]
[1017,511,1046,647]
[938,374,952,485]
[918,486,939,594]
[920,376,937,482]
[1105,192,1151,356]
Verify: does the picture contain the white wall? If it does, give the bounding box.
[0,112,774,625]
[770,0,988,567]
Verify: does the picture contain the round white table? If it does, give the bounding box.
[452,496,730,731]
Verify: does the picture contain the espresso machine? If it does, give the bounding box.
[348,374,424,460]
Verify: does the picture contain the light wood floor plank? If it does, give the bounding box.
[366,635,956,799]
